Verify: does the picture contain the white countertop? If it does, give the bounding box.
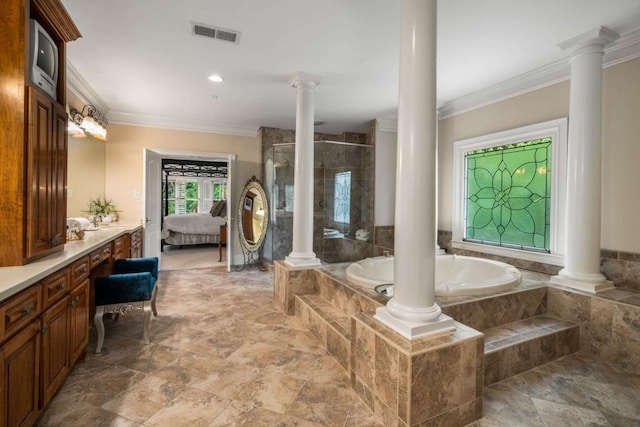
[0,224,142,302]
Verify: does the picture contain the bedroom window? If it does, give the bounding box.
[213,182,227,201]
[452,118,568,265]
[166,177,226,215]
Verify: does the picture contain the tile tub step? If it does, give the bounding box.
[294,294,352,372]
[483,315,580,385]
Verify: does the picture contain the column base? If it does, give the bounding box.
[551,269,614,294]
[374,307,455,340]
[285,252,321,268]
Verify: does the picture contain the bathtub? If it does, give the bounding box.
[345,254,522,296]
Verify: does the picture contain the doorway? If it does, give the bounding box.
[143,148,236,272]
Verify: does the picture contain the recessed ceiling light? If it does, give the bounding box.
[208,74,224,83]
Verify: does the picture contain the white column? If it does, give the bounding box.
[375,0,454,339]
[285,72,321,267]
[552,27,618,294]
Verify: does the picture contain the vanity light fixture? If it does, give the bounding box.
[69,105,108,141]
[208,74,224,83]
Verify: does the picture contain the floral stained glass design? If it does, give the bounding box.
[465,137,552,252]
[334,171,351,224]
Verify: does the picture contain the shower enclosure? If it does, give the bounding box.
[263,141,374,264]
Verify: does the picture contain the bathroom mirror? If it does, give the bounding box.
[237,176,269,257]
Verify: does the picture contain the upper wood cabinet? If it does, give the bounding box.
[25,88,69,261]
[0,0,80,266]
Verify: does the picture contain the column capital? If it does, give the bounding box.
[557,26,619,56]
[288,72,321,89]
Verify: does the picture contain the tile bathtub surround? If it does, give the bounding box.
[547,285,640,371]
[440,282,548,331]
[314,267,384,316]
[351,314,484,426]
[273,261,317,315]
[601,249,640,292]
[373,225,394,251]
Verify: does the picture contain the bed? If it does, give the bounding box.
[161,200,228,248]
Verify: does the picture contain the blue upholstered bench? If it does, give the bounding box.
[94,257,159,353]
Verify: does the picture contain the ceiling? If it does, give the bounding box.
[61,0,640,136]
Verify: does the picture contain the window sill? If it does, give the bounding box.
[451,240,564,266]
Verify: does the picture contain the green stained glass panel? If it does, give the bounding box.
[465,137,551,252]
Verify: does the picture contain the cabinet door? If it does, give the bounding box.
[26,88,54,259]
[40,297,70,407]
[25,88,67,262]
[0,321,41,427]
[69,280,89,365]
[51,101,68,249]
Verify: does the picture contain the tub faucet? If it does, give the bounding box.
[383,250,390,258]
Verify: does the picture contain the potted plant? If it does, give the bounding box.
[84,196,120,224]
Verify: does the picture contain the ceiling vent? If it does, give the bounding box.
[192,23,240,44]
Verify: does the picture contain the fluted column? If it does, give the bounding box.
[374,0,454,339]
[552,27,618,294]
[285,72,321,267]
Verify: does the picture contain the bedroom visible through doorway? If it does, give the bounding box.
[160,159,229,270]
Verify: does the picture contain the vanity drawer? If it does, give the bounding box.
[113,235,128,260]
[70,256,90,289]
[42,268,71,308]
[0,285,41,343]
[89,244,112,269]
[130,229,142,245]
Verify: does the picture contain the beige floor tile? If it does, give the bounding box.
[232,370,307,413]
[143,387,230,427]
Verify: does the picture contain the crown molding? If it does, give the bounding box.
[603,27,640,66]
[438,27,640,119]
[557,26,619,52]
[65,61,110,114]
[108,111,259,137]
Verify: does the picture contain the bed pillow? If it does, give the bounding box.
[210,200,226,217]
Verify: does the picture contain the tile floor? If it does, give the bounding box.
[161,245,226,271]
[37,267,640,427]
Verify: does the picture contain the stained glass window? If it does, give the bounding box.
[334,171,351,224]
[464,137,552,252]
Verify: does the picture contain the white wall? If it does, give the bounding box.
[374,121,397,226]
[438,57,640,253]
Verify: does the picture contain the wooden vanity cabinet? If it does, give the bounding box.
[40,296,70,406]
[130,229,143,258]
[0,321,41,427]
[113,234,130,260]
[0,284,42,427]
[68,257,90,366]
[0,257,91,426]
[25,88,69,263]
[40,260,90,408]
[0,0,80,267]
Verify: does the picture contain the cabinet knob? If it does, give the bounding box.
[57,282,66,290]
[38,327,48,335]
[22,306,34,315]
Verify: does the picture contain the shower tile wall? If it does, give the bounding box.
[261,127,374,264]
[315,141,374,262]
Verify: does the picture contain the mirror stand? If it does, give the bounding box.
[235,242,265,271]
[236,176,269,272]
